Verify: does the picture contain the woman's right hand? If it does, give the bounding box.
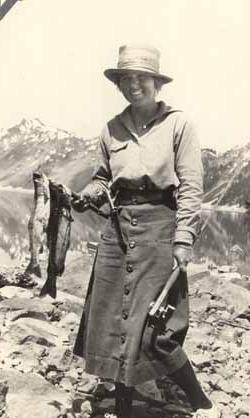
[173,243,193,272]
[71,192,91,212]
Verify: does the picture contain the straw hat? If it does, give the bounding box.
[104,45,173,85]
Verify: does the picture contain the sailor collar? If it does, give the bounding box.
[118,101,177,134]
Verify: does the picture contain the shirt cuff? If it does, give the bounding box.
[174,229,195,246]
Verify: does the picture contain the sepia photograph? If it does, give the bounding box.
[0,1,249,417]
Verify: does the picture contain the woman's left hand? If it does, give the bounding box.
[173,243,193,272]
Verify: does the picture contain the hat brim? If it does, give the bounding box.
[104,68,173,85]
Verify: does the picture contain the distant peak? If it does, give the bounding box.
[19,118,45,129]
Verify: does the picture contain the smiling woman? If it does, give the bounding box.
[71,45,220,418]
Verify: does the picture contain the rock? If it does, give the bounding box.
[218,272,242,281]
[5,343,45,372]
[191,275,250,313]
[136,380,163,402]
[191,353,212,369]
[41,347,73,372]
[190,294,211,313]
[233,397,250,417]
[0,296,55,321]
[229,380,247,397]
[0,339,19,363]
[65,368,79,384]
[210,390,231,405]
[0,369,71,418]
[218,265,232,273]
[207,299,227,310]
[0,380,8,416]
[219,327,240,344]
[213,376,232,393]
[60,312,79,330]
[184,324,214,355]
[34,277,84,307]
[0,286,34,299]
[80,400,93,417]
[241,332,250,349]
[220,406,236,418]
[46,370,61,385]
[59,377,73,392]
[76,375,99,395]
[5,318,69,347]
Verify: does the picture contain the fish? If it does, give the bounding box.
[40,181,73,298]
[25,171,50,278]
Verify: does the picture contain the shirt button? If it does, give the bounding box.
[129,241,136,249]
[131,217,138,226]
[126,263,133,273]
[121,335,126,344]
[139,184,146,191]
[124,286,130,295]
[122,311,128,320]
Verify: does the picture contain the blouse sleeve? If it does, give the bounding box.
[80,125,112,207]
[174,115,204,245]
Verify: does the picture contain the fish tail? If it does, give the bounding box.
[25,262,42,278]
[40,275,57,299]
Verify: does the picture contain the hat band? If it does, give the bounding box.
[118,57,159,74]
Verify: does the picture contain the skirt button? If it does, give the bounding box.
[131,218,138,226]
[126,263,133,273]
[124,286,130,295]
[122,311,128,320]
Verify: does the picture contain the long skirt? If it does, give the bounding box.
[73,203,189,387]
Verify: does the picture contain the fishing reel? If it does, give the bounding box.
[147,266,179,335]
[148,300,176,335]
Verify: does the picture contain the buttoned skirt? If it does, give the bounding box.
[73,203,189,386]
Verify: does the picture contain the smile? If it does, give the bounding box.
[130,91,143,96]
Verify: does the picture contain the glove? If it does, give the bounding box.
[71,192,91,213]
[173,243,193,272]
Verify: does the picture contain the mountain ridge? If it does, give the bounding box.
[1,118,250,207]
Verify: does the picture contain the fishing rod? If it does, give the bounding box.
[0,0,22,20]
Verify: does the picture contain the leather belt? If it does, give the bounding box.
[116,188,177,207]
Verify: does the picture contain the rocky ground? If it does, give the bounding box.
[0,251,249,418]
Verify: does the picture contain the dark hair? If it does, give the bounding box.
[153,78,164,92]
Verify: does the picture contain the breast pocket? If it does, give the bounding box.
[109,141,129,175]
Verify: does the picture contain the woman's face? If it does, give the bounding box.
[119,72,158,107]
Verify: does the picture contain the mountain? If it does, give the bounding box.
[202,144,250,206]
[0,119,104,262]
[2,118,250,205]
[0,118,98,191]
[1,118,250,264]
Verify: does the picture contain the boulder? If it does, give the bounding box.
[191,275,250,313]
[0,369,71,418]
[5,317,69,347]
[0,286,33,299]
[0,296,55,321]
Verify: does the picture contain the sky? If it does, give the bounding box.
[0,0,250,152]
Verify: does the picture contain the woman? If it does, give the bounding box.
[73,45,220,418]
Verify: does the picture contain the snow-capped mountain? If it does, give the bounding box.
[202,143,250,206]
[0,118,98,190]
[1,118,250,263]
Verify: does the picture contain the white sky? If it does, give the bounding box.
[0,0,250,151]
